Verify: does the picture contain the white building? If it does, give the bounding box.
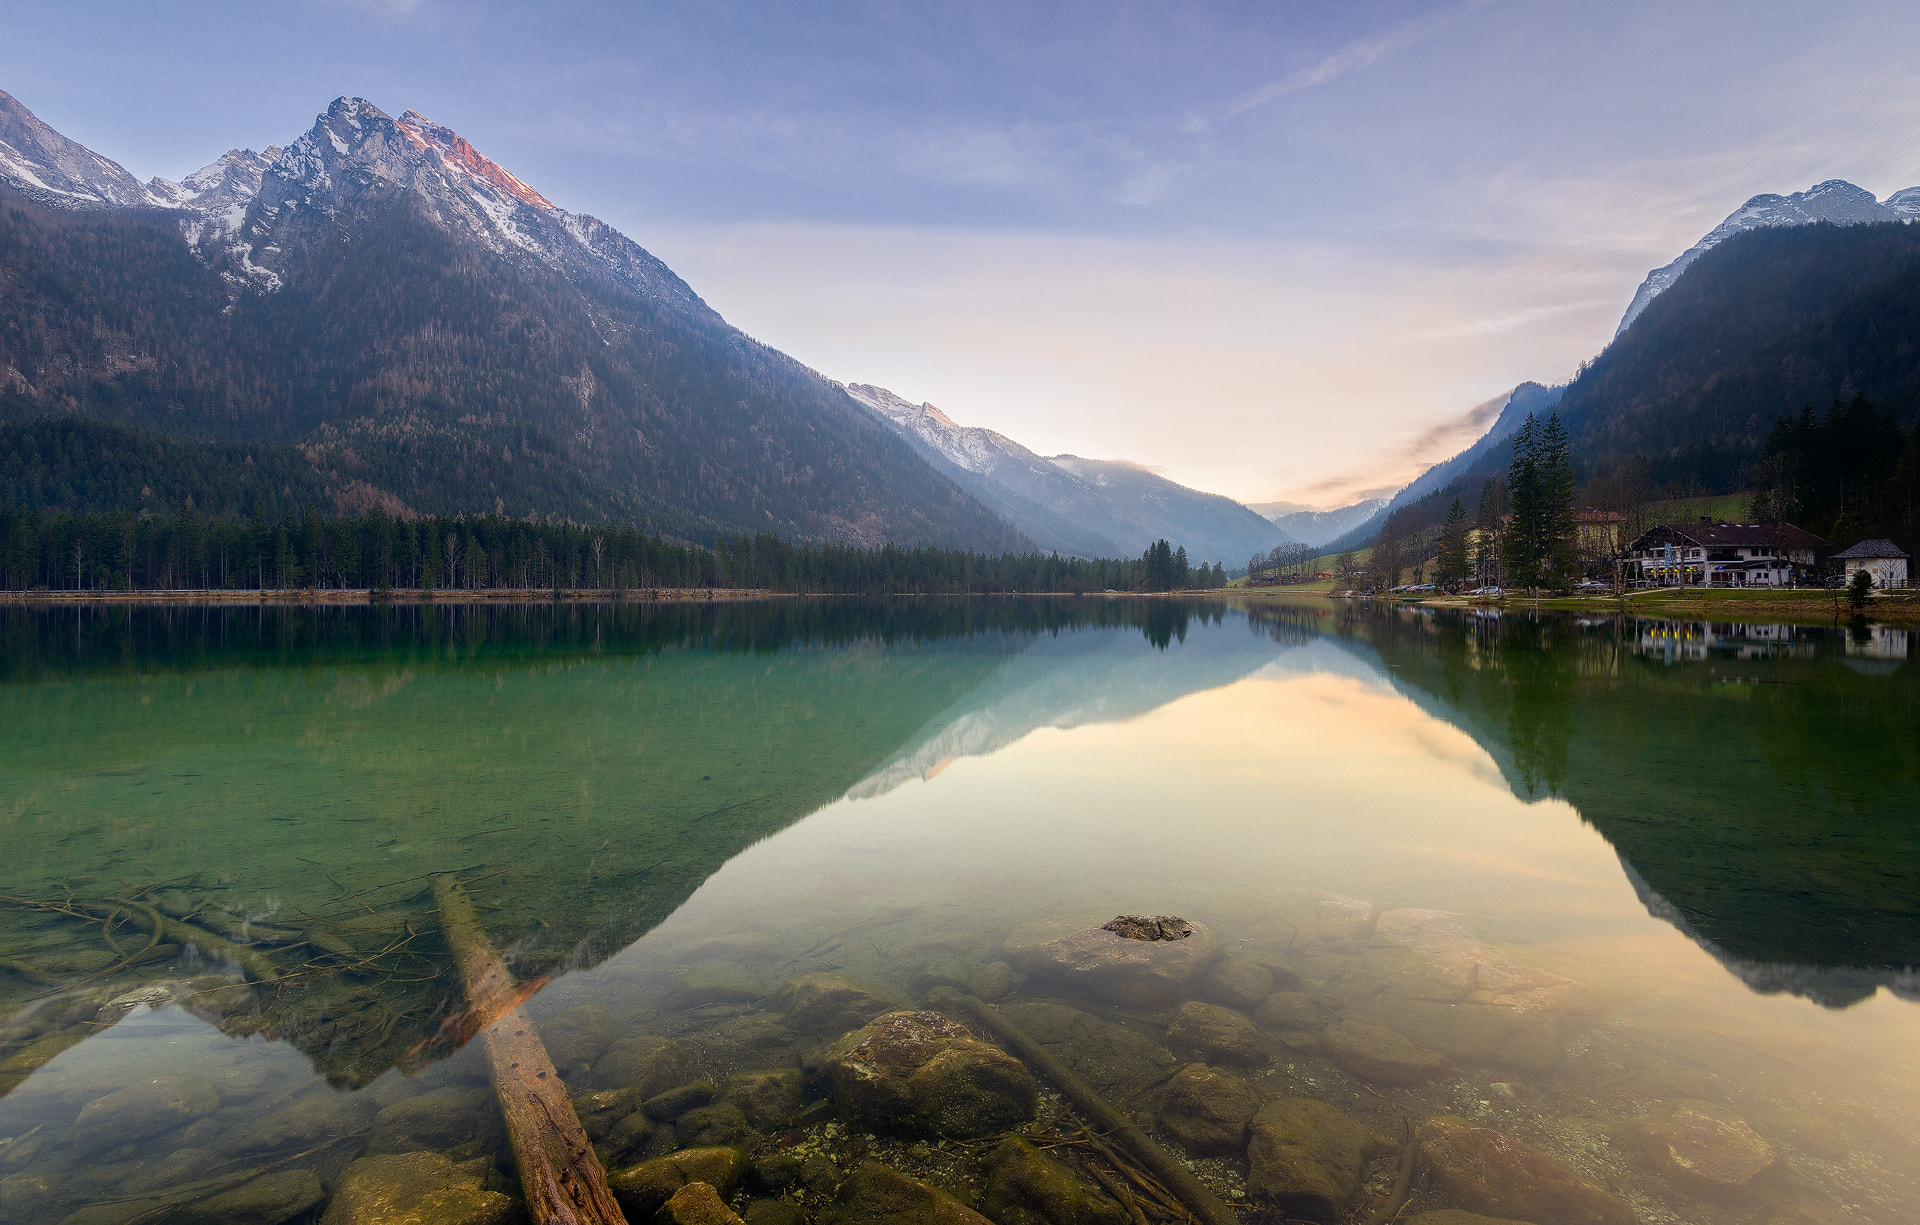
[1627,521,1827,588]
[1831,539,1910,589]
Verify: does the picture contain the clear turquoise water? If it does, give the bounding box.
[0,598,1912,1224]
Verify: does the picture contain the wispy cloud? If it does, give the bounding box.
[1405,390,1507,458]
[1223,0,1495,118]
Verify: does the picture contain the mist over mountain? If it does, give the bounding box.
[0,90,1025,550]
[844,383,1290,565]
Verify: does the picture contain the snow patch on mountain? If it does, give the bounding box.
[0,88,169,208]
[1617,179,1920,336]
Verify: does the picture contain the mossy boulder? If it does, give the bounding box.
[996,1001,1176,1101]
[1246,1098,1392,1221]
[658,1182,747,1225]
[540,1004,616,1079]
[1004,915,1216,1010]
[1156,1063,1259,1157]
[821,1011,1037,1138]
[318,1152,516,1225]
[1319,1019,1443,1085]
[723,1069,807,1129]
[73,1076,219,1158]
[676,961,767,1007]
[677,1103,757,1149]
[610,1148,750,1221]
[981,1137,1128,1225]
[1203,958,1276,1009]
[592,1034,692,1096]
[176,1170,325,1225]
[772,973,895,1035]
[367,1087,504,1158]
[645,1080,719,1122]
[1417,1115,1636,1225]
[817,1162,993,1225]
[1165,1002,1270,1068]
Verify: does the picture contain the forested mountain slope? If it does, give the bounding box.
[0,93,1025,550]
[1559,221,1920,490]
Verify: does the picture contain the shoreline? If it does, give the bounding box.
[1224,585,1920,627]
[0,587,781,606]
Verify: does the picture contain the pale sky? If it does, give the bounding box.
[8,1,1920,506]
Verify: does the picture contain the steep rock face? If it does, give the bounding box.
[845,383,1284,564]
[1617,178,1920,336]
[0,92,1025,548]
[0,89,166,208]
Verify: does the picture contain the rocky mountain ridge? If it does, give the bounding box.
[1617,178,1920,336]
[0,90,1023,549]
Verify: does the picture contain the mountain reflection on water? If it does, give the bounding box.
[0,598,1277,1093]
[2,595,1917,1225]
[1283,600,1917,1009]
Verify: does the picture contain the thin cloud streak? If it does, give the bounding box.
[1222,0,1496,118]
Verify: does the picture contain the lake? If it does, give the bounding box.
[0,597,1912,1225]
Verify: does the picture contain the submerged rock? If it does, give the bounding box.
[995,1001,1176,1101]
[574,1087,645,1140]
[981,1137,1128,1225]
[73,1076,220,1158]
[1204,958,1276,1010]
[1246,1097,1391,1221]
[723,1069,807,1129]
[773,973,896,1035]
[678,1103,757,1149]
[593,1034,692,1096]
[1165,1002,1270,1068]
[610,1148,749,1221]
[1417,1115,1635,1225]
[821,1011,1037,1138]
[1406,1213,1534,1225]
[1637,1100,1780,1202]
[645,1080,720,1121]
[966,961,1017,1002]
[367,1087,504,1158]
[177,1170,325,1225]
[677,961,767,1007]
[540,1004,616,1079]
[1319,1019,1444,1085]
[236,1090,380,1153]
[319,1152,515,1225]
[1359,1000,1565,1074]
[817,1161,993,1225]
[1156,1063,1259,1157]
[745,1200,809,1225]
[1005,915,1217,1009]
[659,1181,747,1225]
[1252,991,1334,1033]
[916,956,973,992]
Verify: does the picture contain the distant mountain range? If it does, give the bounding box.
[1246,499,1389,548]
[844,384,1289,565]
[0,88,1307,561]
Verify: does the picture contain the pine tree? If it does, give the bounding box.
[1504,415,1541,588]
[1538,413,1579,585]
[1437,498,1469,587]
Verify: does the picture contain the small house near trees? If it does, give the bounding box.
[1830,540,1910,589]
[1627,520,1828,587]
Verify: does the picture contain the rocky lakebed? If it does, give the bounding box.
[0,890,1885,1225]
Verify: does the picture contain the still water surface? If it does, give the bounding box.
[0,598,1913,1225]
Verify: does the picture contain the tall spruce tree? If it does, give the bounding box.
[1503,414,1542,588]
[1538,413,1579,584]
[1474,478,1506,586]
[1437,498,1469,587]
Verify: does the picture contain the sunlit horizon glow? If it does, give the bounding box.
[6,1,1920,507]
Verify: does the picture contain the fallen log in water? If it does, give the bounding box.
[942,990,1239,1225]
[430,872,627,1225]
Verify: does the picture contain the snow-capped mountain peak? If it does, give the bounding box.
[1617,178,1920,336]
[396,110,554,210]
